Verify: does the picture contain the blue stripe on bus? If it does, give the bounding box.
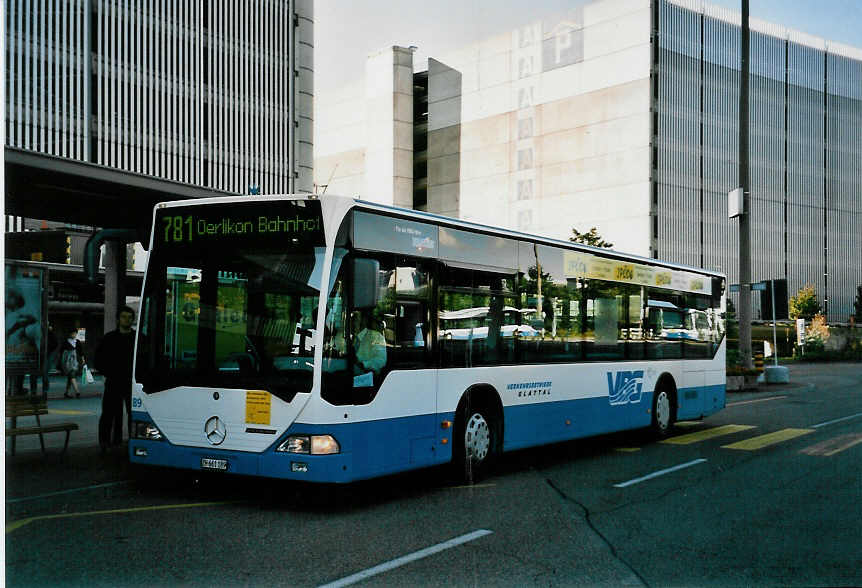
[503,396,643,451]
[129,384,725,483]
[502,384,725,451]
[676,384,726,420]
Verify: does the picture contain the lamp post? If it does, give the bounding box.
[738,0,753,370]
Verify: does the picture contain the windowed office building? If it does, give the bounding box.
[315,0,861,322]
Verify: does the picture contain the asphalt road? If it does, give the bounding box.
[6,362,862,587]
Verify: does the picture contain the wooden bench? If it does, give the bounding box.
[5,396,78,456]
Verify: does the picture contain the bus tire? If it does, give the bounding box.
[453,394,500,484]
[651,380,676,438]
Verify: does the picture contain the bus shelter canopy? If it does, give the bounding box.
[4,147,235,242]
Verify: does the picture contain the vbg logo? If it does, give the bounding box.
[607,370,644,406]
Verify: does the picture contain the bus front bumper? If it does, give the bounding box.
[129,439,355,484]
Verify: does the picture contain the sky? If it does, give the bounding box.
[314,0,862,92]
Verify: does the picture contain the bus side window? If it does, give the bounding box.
[583,280,625,361]
[682,294,712,358]
[645,289,683,359]
[375,256,432,370]
[519,243,581,364]
[438,267,475,368]
[393,261,431,367]
[625,286,646,360]
[438,267,517,367]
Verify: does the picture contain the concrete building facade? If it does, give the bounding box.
[314,0,862,322]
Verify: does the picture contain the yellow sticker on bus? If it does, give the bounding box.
[245,390,271,425]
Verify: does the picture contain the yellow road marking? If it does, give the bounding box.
[800,433,862,457]
[662,424,756,445]
[48,409,92,416]
[6,501,234,534]
[722,428,814,451]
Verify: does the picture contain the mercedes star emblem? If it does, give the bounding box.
[204,416,227,445]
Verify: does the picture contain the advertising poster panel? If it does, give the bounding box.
[5,263,46,375]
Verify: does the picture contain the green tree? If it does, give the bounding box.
[569,227,613,249]
[789,283,821,321]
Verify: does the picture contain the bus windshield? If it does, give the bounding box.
[135,200,326,401]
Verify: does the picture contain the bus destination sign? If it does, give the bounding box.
[163,213,320,242]
[155,200,324,250]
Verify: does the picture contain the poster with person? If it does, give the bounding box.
[5,263,45,374]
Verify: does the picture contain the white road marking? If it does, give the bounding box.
[318,529,493,588]
[811,411,862,429]
[613,459,707,488]
[727,395,787,407]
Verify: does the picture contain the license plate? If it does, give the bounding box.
[200,458,228,471]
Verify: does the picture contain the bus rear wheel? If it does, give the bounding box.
[651,385,675,438]
[453,403,498,483]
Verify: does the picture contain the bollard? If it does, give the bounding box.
[753,352,764,374]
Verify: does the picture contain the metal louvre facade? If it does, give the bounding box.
[6,0,91,159]
[701,10,739,285]
[4,0,313,195]
[656,0,862,322]
[825,53,862,325]
[655,0,702,269]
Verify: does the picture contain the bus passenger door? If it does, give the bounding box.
[379,258,438,467]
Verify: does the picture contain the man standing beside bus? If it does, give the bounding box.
[95,306,136,453]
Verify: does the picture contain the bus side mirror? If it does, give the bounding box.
[353,258,380,309]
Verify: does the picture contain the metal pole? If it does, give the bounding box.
[103,241,127,335]
[738,0,753,369]
[771,279,778,366]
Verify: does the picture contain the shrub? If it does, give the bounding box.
[793,321,862,362]
[789,283,821,320]
[805,314,829,346]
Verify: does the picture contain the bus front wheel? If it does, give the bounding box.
[453,402,498,483]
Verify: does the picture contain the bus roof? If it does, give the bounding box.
[153,193,726,280]
[347,197,725,280]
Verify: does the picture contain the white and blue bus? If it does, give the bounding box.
[130,195,726,483]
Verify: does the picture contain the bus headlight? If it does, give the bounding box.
[132,420,165,441]
[277,434,340,455]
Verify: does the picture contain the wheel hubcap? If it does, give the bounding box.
[465,413,490,462]
[656,391,670,430]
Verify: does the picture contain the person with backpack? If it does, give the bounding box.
[60,327,85,398]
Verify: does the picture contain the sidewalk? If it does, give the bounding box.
[5,444,136,506]
[40,370,106,400]
[5,372,137,503]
